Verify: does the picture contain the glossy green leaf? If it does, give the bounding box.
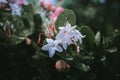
[80,26,95,51]
[55,9,76,28]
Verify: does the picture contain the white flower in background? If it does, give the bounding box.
[0,0,7,3]
[0,0,27,16]
[9,3,21,16]
[41,38,63,57]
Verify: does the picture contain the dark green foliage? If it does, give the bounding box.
[80,26,95,51]
[0,3,38,45]
[55,9,76,28]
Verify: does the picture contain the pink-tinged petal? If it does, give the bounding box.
[55,46,63,52]
[49,49,55,57]
[42,2,52,9]
[77,46,80,54]
[50,14,57,21]
[46,38,54,44]
[54,7,64,16]
[17,0,27,5]
[50,7,64,21]
[41,44,51,51]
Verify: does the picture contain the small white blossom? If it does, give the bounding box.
[56,23,84,50]
[70,29,85,44]
[9,3,21,16]
[56,23,74,50]
[41,38,63,57]
[56,32,72,50]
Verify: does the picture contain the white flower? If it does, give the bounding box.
[56,23,85,50]
[0,0,7,3]
[56,32,72,50]
[9,3,21,16]
[56,23,74,50]
[41,38,63,57]
[71,29,85,44]
[59,23,72,33]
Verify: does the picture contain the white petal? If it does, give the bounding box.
[54,40,60,45]
[41,44,51,51]
[9,3,21,16]
[49,49,55,57]
[74,36,78,42]
[75,30,84,37]
[55,32,64,40]
[66,36,72,45]
[66,23,71,29]
[62,43,67,50]
[46,38,54,44]
[55,46,63,52]
[78,37,83,44]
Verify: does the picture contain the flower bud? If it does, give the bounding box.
[55,60,70,72]
[26,38,31,45]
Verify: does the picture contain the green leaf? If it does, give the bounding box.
[0,27,11,46]
[55,9,76,28]
[80,26,95,51]
[105,47,117,53]
[9,35,25,45]
[33,14,42,31]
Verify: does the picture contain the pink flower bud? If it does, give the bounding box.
[26,38,31,45]
[0,3,3,8]
[50,7,64,22]
[77,46,80,55]
[17,0,26,5]
[40,1,52,10]
[55,60,70,72]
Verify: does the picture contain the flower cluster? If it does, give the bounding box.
[0,0,27,16]
[41,22,85,57]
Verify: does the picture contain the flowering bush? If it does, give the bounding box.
[0,0,93,72]
[1,0,119,80]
